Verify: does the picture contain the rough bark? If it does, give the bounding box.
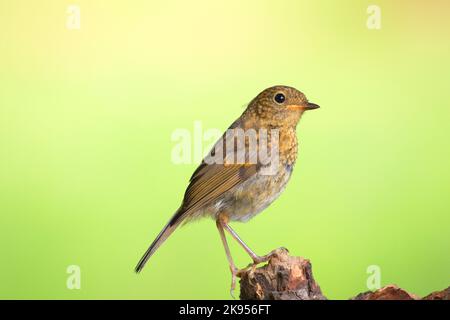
[422,287,450,300]
[239,248,326,300]
[238,248,449,300]
[351,285,419,300]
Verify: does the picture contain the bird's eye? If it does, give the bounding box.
[274,93,286,104]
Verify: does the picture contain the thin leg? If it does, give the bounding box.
[216,219,238,297]
[222,222,273,264]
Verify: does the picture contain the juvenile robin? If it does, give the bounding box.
[135,85,319,293]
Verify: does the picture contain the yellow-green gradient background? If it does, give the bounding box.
[1,0,449,299]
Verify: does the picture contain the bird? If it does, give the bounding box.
[135,85,319,293]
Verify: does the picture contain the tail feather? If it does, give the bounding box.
[135,209,185,273]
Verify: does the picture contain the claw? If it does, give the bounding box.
[251,254,271,265]
[229,280,236,299]
[251,247,288,265]
[229,266,238,298]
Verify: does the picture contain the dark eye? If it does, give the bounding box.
[274,93,286,104]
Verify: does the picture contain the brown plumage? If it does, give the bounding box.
[135,85,319,293]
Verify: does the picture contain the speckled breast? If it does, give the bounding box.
[210,163,294,222]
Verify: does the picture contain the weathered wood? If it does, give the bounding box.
[351,285,418,300]
[352,285,450,300]
[239,248,326,300]
[422,287,450,300]
[238,248,449,300]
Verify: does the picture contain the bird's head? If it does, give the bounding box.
[245,85,319,127]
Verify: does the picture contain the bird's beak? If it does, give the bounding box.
[305,102,320,110]
[286,102,320,111]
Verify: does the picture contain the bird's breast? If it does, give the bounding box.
[211,163,294,222]
[278,127,298,166]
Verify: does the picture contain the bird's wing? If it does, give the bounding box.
[134,161,257,273]
[178,121,260,218]
[135,120,258,272]
[181,162,257,214]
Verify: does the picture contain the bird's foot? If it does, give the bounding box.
[236,263,258,277]
[229,266,239,299]
[229,265,261,298]
[252,247,289,265]
[229,247,291,297]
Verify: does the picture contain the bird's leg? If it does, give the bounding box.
[216,218,239,297]
[222,222,274,265]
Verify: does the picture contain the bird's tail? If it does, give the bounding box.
[135,209,185,273]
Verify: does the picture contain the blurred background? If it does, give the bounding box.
[0,0,449,299]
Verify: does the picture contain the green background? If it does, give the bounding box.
[1,0,449,299]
